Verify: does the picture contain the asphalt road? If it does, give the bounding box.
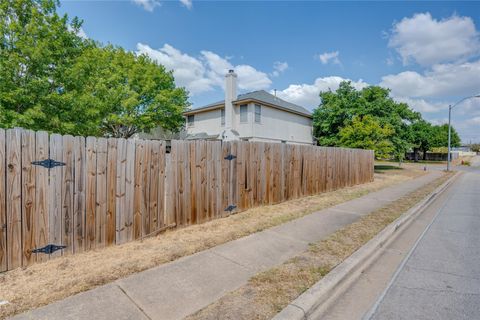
[367,158,480,320]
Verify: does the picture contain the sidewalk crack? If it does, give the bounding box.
[116,284,152,320]
[210,251,253,271]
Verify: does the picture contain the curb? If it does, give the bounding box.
[272,171,461,320]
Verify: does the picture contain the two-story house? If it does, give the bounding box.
[184,70,314,145]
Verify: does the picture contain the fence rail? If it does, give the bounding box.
[0,128,374,272]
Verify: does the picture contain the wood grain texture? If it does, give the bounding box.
[21,130,36,265]
[85,137,97,250]
[49,134,63,257]
[0,129,6,271]
[106,138,117,246]
[61,135,75,255]
[133,140,144,239]
[6,129,22,269]
[73,136,86,254]
[115,138,127,244]
[95,138,108,248]
[125,139,135,241]
[35,131,49,262]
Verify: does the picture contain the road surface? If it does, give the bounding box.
[317,157,480,320]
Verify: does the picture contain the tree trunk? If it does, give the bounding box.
[413,147,419,162]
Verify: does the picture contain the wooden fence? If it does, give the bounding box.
[0,128,374,272]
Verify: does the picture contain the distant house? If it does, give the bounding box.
[184,70,314,145]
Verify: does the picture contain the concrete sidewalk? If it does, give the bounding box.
[11,172,443,320]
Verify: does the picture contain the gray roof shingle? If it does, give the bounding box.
[185,90,312,117]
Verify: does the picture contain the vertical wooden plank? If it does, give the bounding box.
[125,139,135,240]
[106,138,117,246]
[0,129,6,271]
[229,141,238,212]
[49,134,63,257]
[214,141,222,218]
[21,130,35,266]
[95,138,107,248]
[115,138,127,244]
[183,140,190,227]
[133,140,144,239]
[35,131,49,262]
[85,137,97,250]
[199,140,207,222]
[148,141,159,233]
[142,140,151,235]
[165,141,176,227]
[221,141,230,217]
[156,141,166,229]
[205,142,212,221]
[62,135,74,255]
[6,128,22,269]
[176,140,186,226]
[73,136,86,254]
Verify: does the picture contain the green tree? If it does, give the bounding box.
[339,115,394,159]
[0,0,86,131]
[313,81,420,159]
[62,46,189,138]
[409,120,433,161]
[430,124,461,149]
[0,0,189,137]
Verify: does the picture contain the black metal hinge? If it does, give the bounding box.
[32,158,66,169]
[224,154,237,161]
[224,205,237,212]
[31,244,66,255]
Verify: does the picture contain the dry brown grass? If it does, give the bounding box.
[0,165,424,319]
[187,171,453,320]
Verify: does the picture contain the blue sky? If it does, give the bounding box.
[59,1,480,143]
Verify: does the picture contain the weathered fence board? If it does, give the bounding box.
[49,134,63,257]
[1,128,374,272]
[0,130,6,271]
[35,131,49,262]
[21,130,36,265]
[6,129,22,269]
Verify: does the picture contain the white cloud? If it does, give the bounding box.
[393,97,448,113]
[380,59,480,98]
[136,43,271,95]
[272,61,288,77]
[275,76,368,108]
[132,0,160,12]
[389,13,480,66]
[467,116,480,125]
[316,51,341,65]
[179,0,192,9]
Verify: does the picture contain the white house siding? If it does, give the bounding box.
[249,104,313,144]
[187,108,224,137]
[186,103,313,144]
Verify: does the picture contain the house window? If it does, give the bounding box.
[240,104,248,123]
[255,104,261,123]
[187,115,194,127]
[221,109,225,126]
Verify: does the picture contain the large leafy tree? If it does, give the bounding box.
[0,0,87,130]
[62,46,188,137]
[409,120,433,161]
[339,115,394,159]
[430,124,461,149]
[0,0,189,137]
[313,82,420,159]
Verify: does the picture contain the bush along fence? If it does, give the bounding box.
[0,128,374,272]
